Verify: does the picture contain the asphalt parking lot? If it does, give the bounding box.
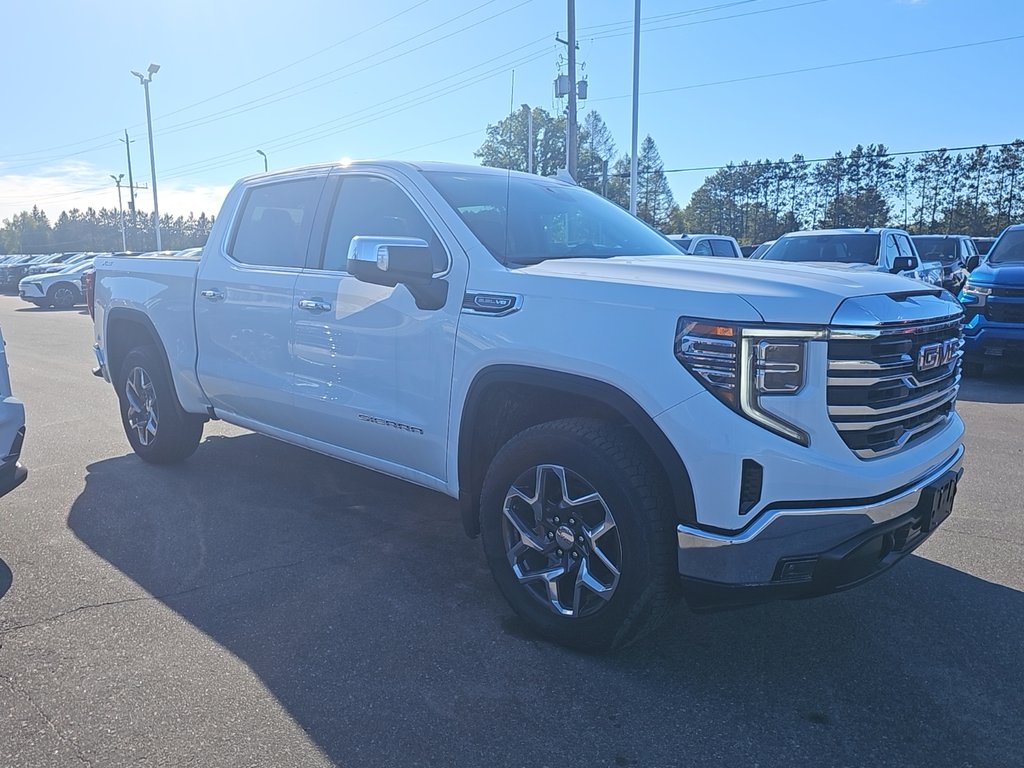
[0,294,1022,768]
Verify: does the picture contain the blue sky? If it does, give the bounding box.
[1,0,1021,223]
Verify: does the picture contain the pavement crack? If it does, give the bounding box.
[0,553,320,639]
[1,673,94,767]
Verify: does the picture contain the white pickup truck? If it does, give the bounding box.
[91,161,965,650]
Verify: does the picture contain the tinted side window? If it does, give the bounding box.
[896,234,917,262]
[230,178,323,268]
[692,239,713,256]
[884,234,899,264]
[710,239,736,257]
[321,175,445,272]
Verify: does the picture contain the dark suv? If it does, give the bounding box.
[911,235,975,293]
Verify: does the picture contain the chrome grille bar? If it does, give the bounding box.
[827,313,962,459]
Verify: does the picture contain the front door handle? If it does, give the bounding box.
[298,298,332,312]
[200,289,224,301]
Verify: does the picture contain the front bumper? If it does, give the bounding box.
[962,314,1024,364]
[19,283,44,301]
[677,444,964,609]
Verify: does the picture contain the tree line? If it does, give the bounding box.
[5,116,1020,253]
[0,206,214,254]
[476,107,1024,244]
[682,141,1024,244]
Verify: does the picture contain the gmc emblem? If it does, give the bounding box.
[917,339,958,372]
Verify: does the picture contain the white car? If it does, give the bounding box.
[18,259,95,309]
[755,228,943,286]
[667,233,743,258]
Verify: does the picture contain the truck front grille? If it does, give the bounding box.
[827,317,961,459]
[987,302,1024,323]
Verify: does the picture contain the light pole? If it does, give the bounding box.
[256,149,268,173]
[131,63,162,250]
[110,174,127,251]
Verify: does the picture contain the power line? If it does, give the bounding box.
[584,0,828,41]
[149,0,536,138]
[155,45,554,181]
[0,0,526,167]
[585,141,1023,180]
[154,0,434,122]
[591,34,1024,103]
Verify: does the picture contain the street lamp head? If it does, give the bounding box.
[147,63,160,75]
[256,150,266,158]
[110,174,124,183]
[130,70,144,79]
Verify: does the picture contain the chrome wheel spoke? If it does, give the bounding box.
[573,558,615,614]
[124,366,158,447]
[502,462,622,619]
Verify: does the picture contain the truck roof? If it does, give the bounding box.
[240,160,572,185]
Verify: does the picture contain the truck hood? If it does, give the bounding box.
[521,255,935,324]
[969,261,1024,286]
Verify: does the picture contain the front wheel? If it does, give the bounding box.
[480,418,679,652]
[117,345,204,463]
[47,282,80,309]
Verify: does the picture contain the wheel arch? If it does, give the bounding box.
[457,365,697,537]
[104,308,183,406]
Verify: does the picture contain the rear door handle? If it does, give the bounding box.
[298,298,332,312]
[200,289,224,301]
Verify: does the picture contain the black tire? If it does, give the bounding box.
[962,360,984,377]
[480,417,679,652]
[47,282,80,310]
[117,345,204,464]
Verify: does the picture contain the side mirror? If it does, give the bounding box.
[347,236,435,287]
[966,255,979,271]
[891,255,916,274]
[346,235,448,311]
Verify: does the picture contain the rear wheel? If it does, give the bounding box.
[117,345,204,463]
[480,418,679,652]
[47,282,80,310]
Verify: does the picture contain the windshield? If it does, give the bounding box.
[912,236,959,264]
[423,171,680,265]
[987,229,1024,264]
[669,237,692,252]
[759,233,880,264]
[749,241,774,259]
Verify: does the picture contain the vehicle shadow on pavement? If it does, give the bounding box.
[0,557,11,601]
[959,366,1024,404]
[67,433,1023,768]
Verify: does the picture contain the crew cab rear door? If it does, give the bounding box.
[194,172,328,430]
[289,170,467,483]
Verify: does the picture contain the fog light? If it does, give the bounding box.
[775,557,818,582]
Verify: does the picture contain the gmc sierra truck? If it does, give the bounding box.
[91,161,965,651]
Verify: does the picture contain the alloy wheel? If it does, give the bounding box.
[124,366,159,446]
[501,464,622,618]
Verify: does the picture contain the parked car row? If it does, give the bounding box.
[666,224,1024,374]
[666,228,993,295]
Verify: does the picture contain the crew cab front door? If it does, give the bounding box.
[195,173,327,430]
[289,171,467,483]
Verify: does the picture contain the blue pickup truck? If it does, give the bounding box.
[959,224,1024,374]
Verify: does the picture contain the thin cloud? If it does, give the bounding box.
[0,161,228,223]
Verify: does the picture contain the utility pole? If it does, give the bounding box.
[119,130,137,216]
[110,174,127,251]
[132,64,162,250]
[629,0,641,215]
[522,105,534,174]
[566,0,578,180]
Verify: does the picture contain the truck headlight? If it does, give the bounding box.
[675,318,824,445]
[960,281,992,306]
